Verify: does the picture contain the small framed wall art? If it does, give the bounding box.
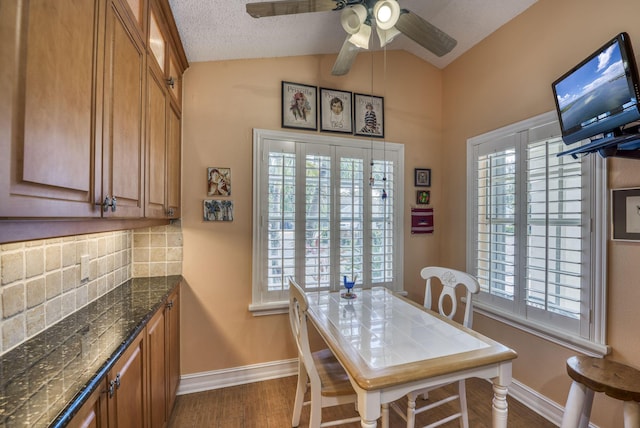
[353,93,384,138]
[415,168,431,187]
[319,88,353,133]
[203,200,234,221]
[416,190,430,205]
[207,167,231,196]
[282,81,317,130]
[611,187,640,241]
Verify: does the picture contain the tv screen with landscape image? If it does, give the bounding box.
[552,32,640,146]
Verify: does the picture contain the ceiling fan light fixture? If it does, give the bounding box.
[376,25,401,47]
[348,22,371,50]
[340,5,368,35]
[374,0,400,30]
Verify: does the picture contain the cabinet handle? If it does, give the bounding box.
[108,379,116,398]
[102,196,117,212]
[167,207,175,217]
[166,300,174,310]
[115,373,121,389]
[166,76,175,89]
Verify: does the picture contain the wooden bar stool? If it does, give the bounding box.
[560,355,640,428]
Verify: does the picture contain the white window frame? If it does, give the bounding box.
[250,128,404,315]
[466,111,609,356]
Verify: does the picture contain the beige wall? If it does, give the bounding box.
[180,51,444,374]
[441,0,640,426]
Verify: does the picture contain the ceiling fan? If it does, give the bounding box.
[246,0,457,76]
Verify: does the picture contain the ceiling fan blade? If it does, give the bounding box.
[332,37,360,76]
[247,0,340,18]
[395,9,457,57]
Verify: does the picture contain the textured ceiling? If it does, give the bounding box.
[168,0,537,69]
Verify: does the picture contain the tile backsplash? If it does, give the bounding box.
[0,223,183,355]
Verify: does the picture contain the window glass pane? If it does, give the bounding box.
[371,160,394,284]
[304,154,331,289]
[476,149,516,300]
[339,157,364,281]
[267,152,296,292]
[525,137,582,319]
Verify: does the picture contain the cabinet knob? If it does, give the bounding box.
[166,300,174,309]
[167,207,175,217]
[166,76,175,89]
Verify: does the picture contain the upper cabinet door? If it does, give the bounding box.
[102,0,146,218]
[0,0,106,217]
[148,6,166,73]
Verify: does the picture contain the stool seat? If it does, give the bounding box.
[561,355,640,428]
[567,355,640,402]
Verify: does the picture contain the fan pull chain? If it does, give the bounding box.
[369,51,375,187]
[381,47,388,201]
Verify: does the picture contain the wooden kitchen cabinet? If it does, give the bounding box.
[108,330,147,428]
[0,0,186,223]
[0,0,105,218]
[147,286,181,427]
[102,0,147,218]
[145,0,185,219]
[166,286,181,414]
[147,302,167,427]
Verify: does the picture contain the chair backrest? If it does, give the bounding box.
[288,277,321,384]
[420,266,480,328]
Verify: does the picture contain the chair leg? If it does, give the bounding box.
[292,362,308,427]
[623,401,640,428]
[458,380,469,428]
[560,381,594,428]
[309,389,322,428]
[407,393,417,428]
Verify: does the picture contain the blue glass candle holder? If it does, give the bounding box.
[341,275,357,299]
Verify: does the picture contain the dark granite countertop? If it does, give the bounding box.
[0,275,182,427]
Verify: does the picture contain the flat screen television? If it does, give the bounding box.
[552,32,640,147]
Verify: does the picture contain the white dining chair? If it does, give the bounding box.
[288,277,361,428]
[389,266,480,428]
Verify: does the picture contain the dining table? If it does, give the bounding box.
[305,286,518,428]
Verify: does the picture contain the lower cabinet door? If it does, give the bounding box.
[147,306,168,427]
[109,332,146,428]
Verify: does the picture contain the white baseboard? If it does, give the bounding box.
[177,359,597,428]
[177,358,298,395]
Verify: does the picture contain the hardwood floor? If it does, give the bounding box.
[168,376,558,427]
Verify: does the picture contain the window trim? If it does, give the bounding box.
[250,128,405,315]
[466,111,609,356]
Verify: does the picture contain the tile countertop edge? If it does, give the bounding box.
[47,275,182,428]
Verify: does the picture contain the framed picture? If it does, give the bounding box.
[203,200,234,221]
[319,88,353,133]
[282,81,317,130]
[353,93,384,138]
[611,187,640,241]
[207,167,231,196]
[415,168,431,187]
[416,190,430,205]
